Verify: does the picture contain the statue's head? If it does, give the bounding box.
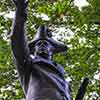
[28,25,67,59]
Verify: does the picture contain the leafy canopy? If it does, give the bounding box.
[0,0,100,100]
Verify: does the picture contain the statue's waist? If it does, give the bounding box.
[26,88,63,100]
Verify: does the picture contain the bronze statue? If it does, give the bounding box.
[10,0,70,100]
[10,0,89,100]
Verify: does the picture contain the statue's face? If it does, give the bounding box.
[34,40,54,59]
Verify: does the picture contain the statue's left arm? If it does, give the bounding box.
[10,0,30,76]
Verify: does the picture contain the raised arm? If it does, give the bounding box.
[10,0,30,74]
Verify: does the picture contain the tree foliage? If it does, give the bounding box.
[0,0,100,100]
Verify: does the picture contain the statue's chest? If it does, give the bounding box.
[26,69,63,100]
[30,63,58,87]
[24,58,66,100]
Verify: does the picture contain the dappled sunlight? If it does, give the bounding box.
[74,0,89,10]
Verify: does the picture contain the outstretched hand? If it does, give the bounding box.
[12,0,28,9]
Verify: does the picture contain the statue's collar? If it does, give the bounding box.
[30,55,53,64]
[30,54,65,76]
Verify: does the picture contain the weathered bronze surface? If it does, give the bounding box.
[10,0,71,100]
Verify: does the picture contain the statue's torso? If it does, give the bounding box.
[26,65,64,100]
[21,56,70,100]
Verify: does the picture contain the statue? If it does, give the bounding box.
[10,0,71,100]
[10,0,89,100]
